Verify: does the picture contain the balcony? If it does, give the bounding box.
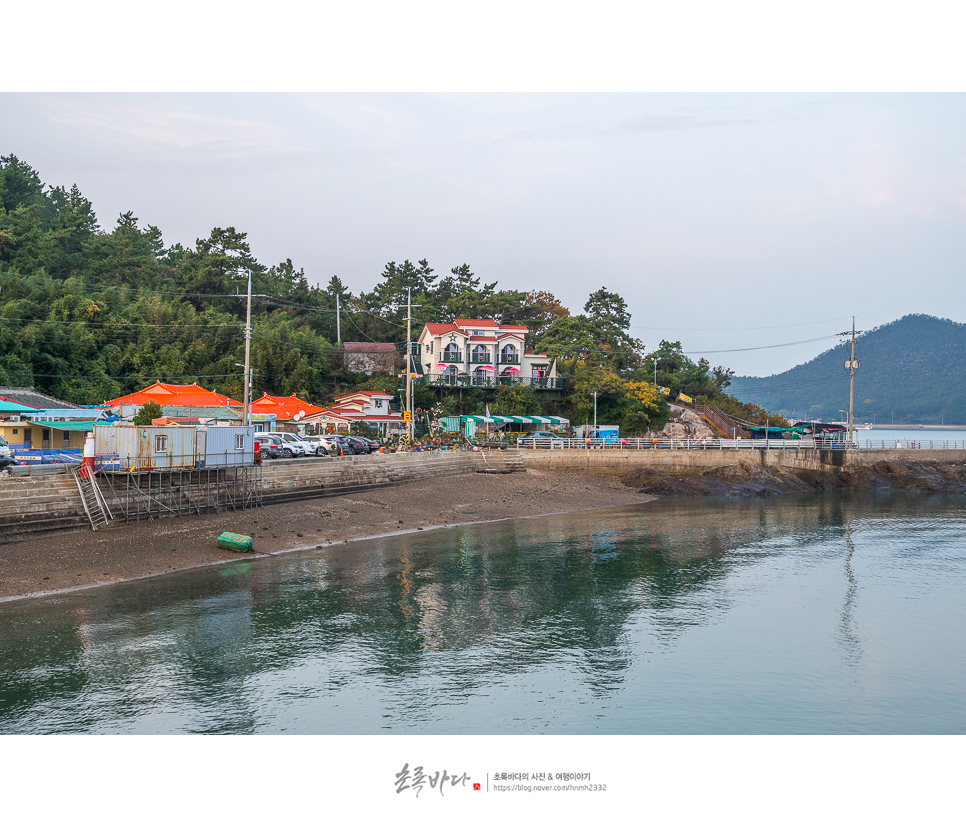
[442,351,462,363]
[469,353,491,364]
[419,374,565,390]
[497,354,521,366]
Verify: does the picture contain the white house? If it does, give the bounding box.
[297,390,405,434]
[415,318,560,389]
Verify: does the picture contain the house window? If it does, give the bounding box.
[427,343,433,354]
[156,434,168,453]
[473,330,484,335]
[235,434,245,450]
[374,400,382,408]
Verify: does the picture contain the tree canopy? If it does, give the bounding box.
[0,154,772,432]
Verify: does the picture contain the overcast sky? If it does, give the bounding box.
[3,31,965,378]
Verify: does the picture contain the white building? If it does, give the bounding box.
[415,318,561,389]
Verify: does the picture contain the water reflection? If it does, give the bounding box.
[1,493,965,733]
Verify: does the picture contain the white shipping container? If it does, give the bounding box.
[197,426,255,468]
[94,425,197,471]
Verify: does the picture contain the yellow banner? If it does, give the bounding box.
[678,392,693,403]
[661,387,671,396]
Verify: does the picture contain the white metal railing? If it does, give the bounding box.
[513,437,966,451]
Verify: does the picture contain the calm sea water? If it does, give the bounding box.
[1,493,965,734]
[857,427,966,446]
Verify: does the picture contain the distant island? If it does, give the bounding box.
[728,314,966,424]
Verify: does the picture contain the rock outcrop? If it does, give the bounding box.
[622,459,966,497]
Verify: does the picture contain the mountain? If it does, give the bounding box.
[727,314,966,424]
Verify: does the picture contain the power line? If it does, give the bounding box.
[684,334,841,355]
[0,371,246,380]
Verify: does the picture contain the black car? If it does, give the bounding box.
[343,436,369,455]
[351,436,381,453]
[323,435,354,455]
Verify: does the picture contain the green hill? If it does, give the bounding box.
[728,314,966,424]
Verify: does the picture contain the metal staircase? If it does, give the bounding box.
[73,467,114,530]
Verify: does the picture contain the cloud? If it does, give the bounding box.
[40,97,285,154]
[601,112,758,136]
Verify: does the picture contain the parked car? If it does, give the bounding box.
[276,431,316,456]
[517,431,563,449]
[342,436,369,455]
[303,435,333,456]
[323,435,354,455]
[348,435,379,454]
[269,433,304,458]
[254,433,283,459]
[0,436,15,469]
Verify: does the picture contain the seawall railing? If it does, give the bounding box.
[514,437,966,451]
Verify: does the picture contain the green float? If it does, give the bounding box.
[217,532,254,553]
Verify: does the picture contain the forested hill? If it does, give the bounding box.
[0,153,783,432]
[728,314,966,424]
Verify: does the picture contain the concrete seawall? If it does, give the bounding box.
[0,450,525,541]
[518,446,966,475]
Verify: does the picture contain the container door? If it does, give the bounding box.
[195,429,207,469]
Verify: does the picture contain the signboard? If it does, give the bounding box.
[660,387,671,396]
[678,392,693,404]
[404,410,412,421]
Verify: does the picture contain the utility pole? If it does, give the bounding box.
[653,358,657,387]
[593,391,598,436]
[843,317,861,446]
[243,270,252,427]
[335,294,341,344]
[406,287,413,443]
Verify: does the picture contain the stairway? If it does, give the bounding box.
[73,468,113,530]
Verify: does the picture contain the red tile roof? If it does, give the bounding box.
[499,324,528,330]
[424,323,467,337]
[467,335,497,342]
[104,381,243,408]
[333,391,390,402]
[250,394,323,421]
[454,318,499,328]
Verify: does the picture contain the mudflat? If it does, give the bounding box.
[0,469,652,601]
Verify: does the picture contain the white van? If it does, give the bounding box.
[0,436,15,469]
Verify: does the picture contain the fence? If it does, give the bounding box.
[512,437,966,451]
[419,374,566,390]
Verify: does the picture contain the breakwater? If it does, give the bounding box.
[518,447,966,496]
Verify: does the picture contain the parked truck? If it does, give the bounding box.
[573,424,620,441]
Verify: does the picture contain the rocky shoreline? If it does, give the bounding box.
[621,458,966,496]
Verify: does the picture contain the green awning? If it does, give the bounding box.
[462,414,569,425]
[27,421,107,432]
[0,401,41,413]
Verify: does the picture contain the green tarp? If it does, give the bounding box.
[27,421,108,432]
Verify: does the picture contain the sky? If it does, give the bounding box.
[3,18,965,380]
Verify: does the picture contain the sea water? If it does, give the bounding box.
[1,492,964,734]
